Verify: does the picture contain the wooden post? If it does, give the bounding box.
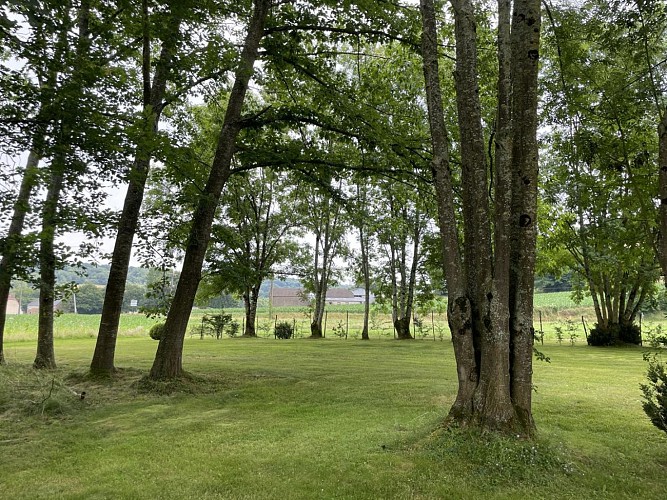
[539,310,544,345]
[293,318,296,339]
[581,315,589,343]
[639,312,643,346]
[432,310,435,341]
[274,314,278,339]
[346,311,349,339]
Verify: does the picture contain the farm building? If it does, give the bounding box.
[269,288,310,307]
[269,287,374,307]
[26,299,66,314]
[5,295,20,315]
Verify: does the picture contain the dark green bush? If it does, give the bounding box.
[149,322,166,341]
[641,353,667,435]
[587,323,641,346]
[274,321,294,339]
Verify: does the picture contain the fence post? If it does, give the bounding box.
[346,311,349,339]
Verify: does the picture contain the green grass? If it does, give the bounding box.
[1,336,666,499]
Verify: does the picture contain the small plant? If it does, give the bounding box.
[202,313,234,339]
[640,352,667,435]
[554,319,578,346]
[644,323,667,348]
[554,325,564,345]
[332,320,346,338]
[274,321,294,339]
[149,322,166,341]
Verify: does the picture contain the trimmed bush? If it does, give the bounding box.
[149,322,166,341]
[274,321,294,339]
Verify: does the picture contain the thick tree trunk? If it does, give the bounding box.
[420,0,540,436]
[149,0,270,379]
[394,317,413,340]
[90,5,181,376]
[0,150,40,365]
[420,0,477,422]
[508,0,541,430]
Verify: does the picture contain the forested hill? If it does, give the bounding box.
[55,264,149,286]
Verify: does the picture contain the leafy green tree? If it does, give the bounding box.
[373,178,431,339]
[74,283,106,314]
[292,171,350,338]
[203,168,300,337]
[540,0,660,343]
[149,0,272,379]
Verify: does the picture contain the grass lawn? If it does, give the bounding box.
[1,335,666,499]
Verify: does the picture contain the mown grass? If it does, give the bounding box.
[1,336,666,499]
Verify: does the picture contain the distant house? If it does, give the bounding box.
[269,286,375,307]
[326,288,375,305]
[26,299,65,314]
[269,288,310,307]
[5,295,20,315]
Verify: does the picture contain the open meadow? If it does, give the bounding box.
[1,292,666,499]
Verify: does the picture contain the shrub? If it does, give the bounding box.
[274,321,294,339]
[641,353,667,435]
[149,322,166,341]
[587,323,641,346]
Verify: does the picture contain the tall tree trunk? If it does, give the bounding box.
[0,151,40,365]
[419,0,476,420]
[659,107,667,283]
[90,5,181,376]
[34,164,64,370]
[420,0,540,435]
[508,0,541,431]
[149,0,270,379]
[35,0,92,370]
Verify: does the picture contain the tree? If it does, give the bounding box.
[293,172,349,338]
[539,0,660,344]
[373,179,430,339]
[419,0,541,434]
[203,168,300,337]
[149,0,271,379]
[75,283,106,314]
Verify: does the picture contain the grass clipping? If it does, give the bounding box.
[0,365,87,419]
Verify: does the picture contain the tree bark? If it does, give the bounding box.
[243,287,259,337]
[420,0,476,421]
[0,150,40,365]
[149,0,270,379]
[420,0,540,435]
[659,107,667,283]
[34,162,63,370]
[508,0,541,430]
[35,0,92,370]
[90,5,182,376]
